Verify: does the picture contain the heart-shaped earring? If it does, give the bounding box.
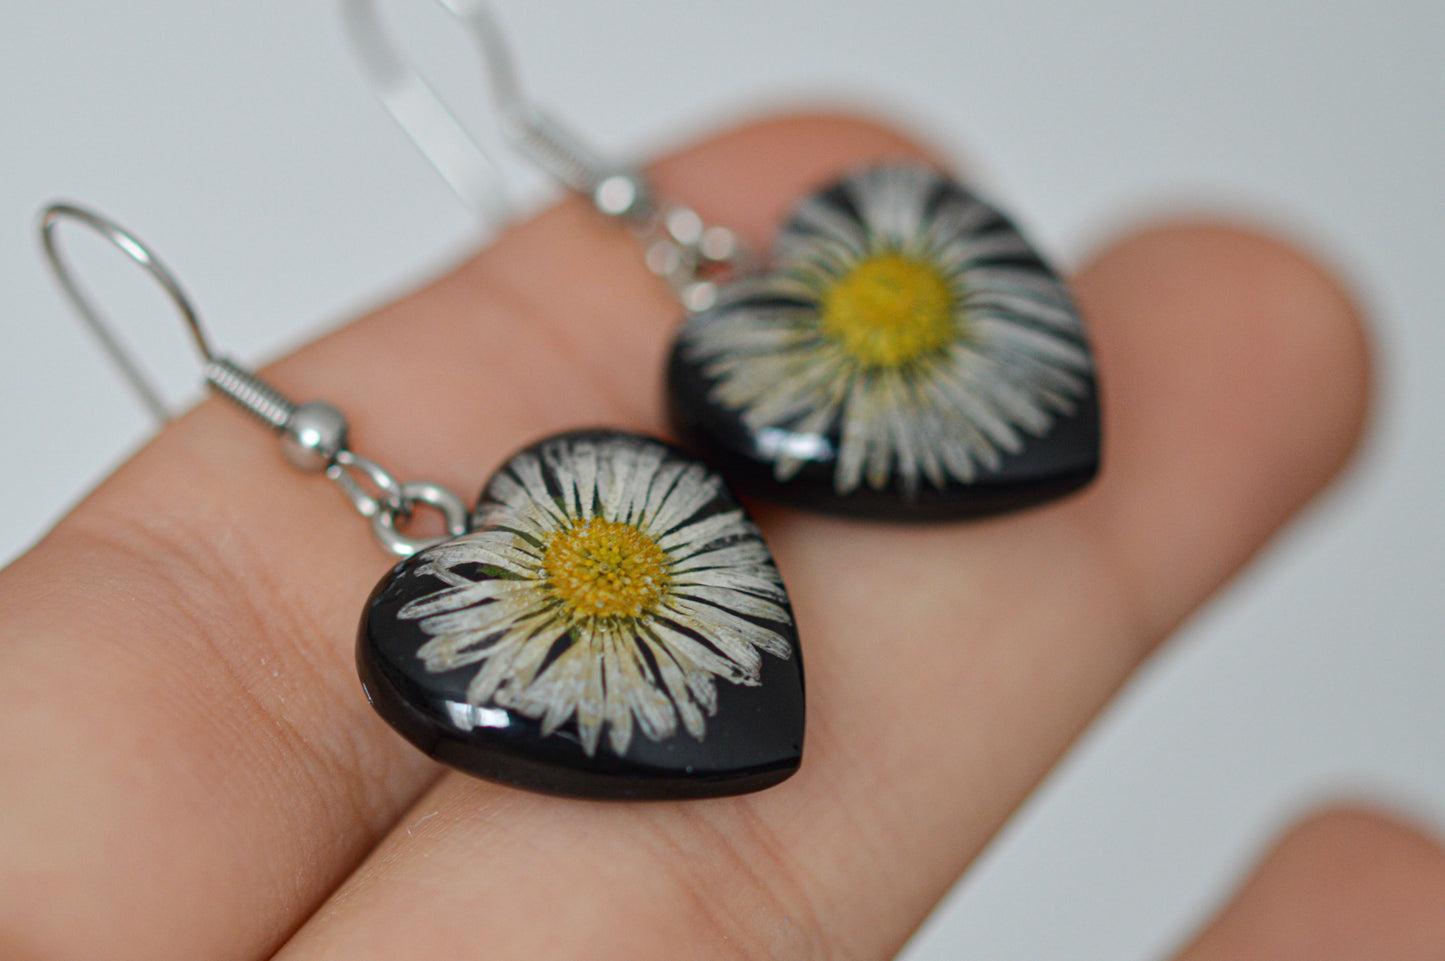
[359,429,804,798]
[40,204,803,800]
[341,0,1101,521]
[668,164,1100,519]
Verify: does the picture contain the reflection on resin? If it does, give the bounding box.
[445,701,513,732]
[755,426,834,463]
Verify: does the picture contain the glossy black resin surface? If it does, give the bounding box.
[668,355,1099,519]
[358,430,804,799]
[667,164,1101,521]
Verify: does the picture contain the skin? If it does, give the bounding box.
[0,113,1437,960]
[1174,808,1445,961]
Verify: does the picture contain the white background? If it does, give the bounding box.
[2,1,1442,957]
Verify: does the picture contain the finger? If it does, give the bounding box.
[1080,222,1372,638]
[1173,807,1445,960]
[0,115,928,961]
[270,176,1370,955]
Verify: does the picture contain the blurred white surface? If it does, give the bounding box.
[2,1,1442,957]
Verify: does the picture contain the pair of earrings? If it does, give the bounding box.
[41,2,1099,801]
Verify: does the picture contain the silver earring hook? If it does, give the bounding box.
[40,203,214,423]
[340,0,754,311]
[38,202,469,557]
[343,0,513,222]
[342,0,635,217]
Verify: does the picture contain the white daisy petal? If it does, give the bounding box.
[935,347,1026,450]
[529,636,593,736]
[575,640,606,754]
[464,612,567,704]
[496,617,570,694]
[672,567,787,603]
[994,351,1088,410]
[597,437,640,523]
[966,286,1081,331]
[972,316,1093,371]
[764,272,833,301]
[620,442,667,526]
[963,265,1076,301]
[972,354,1053,434]
[462,633,528,705]
[422,536,542,577]
[779,197,869,262]
[637,459,687,528]
[662,598,785,669]
[601,630,635,756]
[852,166,931,243]
[614,630,675,745]
[646,619,752,693]
[414,590,538,638]
[651,643,707,739]
[670,584,791,623]
[877,372,921,493]
[671,540,776,573]
[647,463,720,535]
[729,347,850,429]
[415,633,494,672]
[542,441,580,518]
[905,383,949,488]
[915,384,987,479]
[923,195,995,245]
[511,451,567,527]
[471,502,559,541]
[932,230,1034,271]
[656,508,750,554]
[568,437,599,520]
[859,383,894,491]
[483,468,530,514]
[686,303,817,356]
[397,578,513,619]
[785,243,862,288]
[828,374,869,493]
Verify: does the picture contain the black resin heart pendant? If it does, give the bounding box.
[668,164,1101,520]
[358,430,804,799]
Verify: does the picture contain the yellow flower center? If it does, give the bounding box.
[543,518,670,620]
[820,253,956,368]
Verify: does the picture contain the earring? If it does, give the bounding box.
[341,0,1101,521]
[670,165,1100,518]
[39,204,804,800]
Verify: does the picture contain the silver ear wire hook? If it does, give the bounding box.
[39,202,469,557]
[40,203,206,423]
[342,0,635,215]
[42,203,310,434]
[343,0,511,222]
[340,0,753,311]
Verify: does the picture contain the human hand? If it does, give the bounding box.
[3,114,1437,960]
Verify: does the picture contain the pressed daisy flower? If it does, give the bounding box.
[677,164,1094,496]
[395,432,794,758]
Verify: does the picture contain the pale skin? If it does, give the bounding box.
[1,114,1441,960]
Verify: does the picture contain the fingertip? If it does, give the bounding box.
[1090,220,1373,481]
[1074,219,1374,636]
[1176,805,1445,960]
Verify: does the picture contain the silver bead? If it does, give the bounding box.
[281,401,349,472]
[593,172,651,222]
